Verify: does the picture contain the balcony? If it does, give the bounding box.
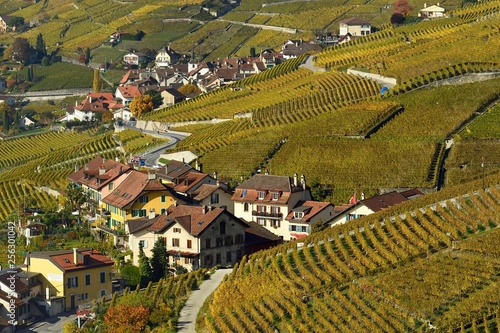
[252,211,282,218]
[97,224,127,236]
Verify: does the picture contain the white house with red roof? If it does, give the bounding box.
[339,17,371,37]
[285,201,335,240]
[115,85,141,106]
[231,173,312,241]
[419,3,446,18]
[65,93,122,122]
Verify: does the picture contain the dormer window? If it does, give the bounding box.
[258,191,266,199]
[294,211,304,219]
[272,192,279,201]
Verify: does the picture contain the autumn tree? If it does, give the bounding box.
[130,94,154,118]
[104,303,150,333]
[393,0,413,17]
[144,89,162,108]
[178,84,201,95]
[102,109,113,122]
[12,38,33,65]
[150,237,168,282]
[66,182,88,215]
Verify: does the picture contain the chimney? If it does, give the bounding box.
[73,248,78,265]
[74,164,79,172]
[293,173,298,187]
[84,164,89,171]
[149,209,156,219]
[75,100,78,107]
[361,192,365,200]
[213,171,217,180]
[46,287,50,300]
[436,2,439,6]
[99,166,106,175]
[424,2,427,7]
[102,158,106,164]
[115,156,120,162]
[265,169,269,175]
[202,205,207,214]
[301,174,306,190]
[148,172,157,180]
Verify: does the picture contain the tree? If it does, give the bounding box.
[138,242,152,287]
[35,33,46,59]
[12,38,33,65]
[121,265,141,287]
[26,66,32,82]
[129,94,154,118]
[7,17,24,30]
[85,47,91,64]
[390,12,405,24]
[65,183,87,215]
[1,104,11,133]
[102,109,113,122]
[178,84,201,96]
[150,237,168,282]
[40,110,54,125]
[93,69,101,93]
[144,89,162,108]
[393,0,413,17]
[104,303,150,333]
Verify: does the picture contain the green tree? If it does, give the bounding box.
[35,33,46,59]
[26,66,32,81]
[93,69,101,93]
[120,264,141,287]
[130,94,154,118]
[144,89,162,108]
[85,47,91,64]
[1,104,11,133]
[150,237,168,282]
[7,17,24,30]
[65,183,87,215]
[138,241,152,287]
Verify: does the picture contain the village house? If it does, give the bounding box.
[131,205,248,270]
[115,85,141,106]
[327,189,424,227]
[192,183,234,214]
[123,51,148,67]
[0,15,13,33]
[18,116,36,129]
[113,107,133,122]
[281,40,322,60]
[232,173,312,241]
[160,87,185,107]
[339,17,371,37]
[285,201,335,240]
[22,248,114,314]
[419,3,446,19]
[64,92,122,122]
[155,46,180,68]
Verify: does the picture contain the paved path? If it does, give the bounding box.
[15,310,77,333]
[177,268,232,333]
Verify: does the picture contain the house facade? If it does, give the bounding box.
[23,249,114,313]
[155,47,179,68]
[339,17,371,36]
[232,173,312,241]
[66,93,122,122]
[285,201,335,240]
[132,205,248,271]
[419,3,445,18]
[123,52,147,66]
[192,183,234,214]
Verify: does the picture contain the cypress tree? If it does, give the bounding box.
[150,237,168,282]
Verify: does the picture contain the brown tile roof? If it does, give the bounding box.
[362,191,408,212]
[148,205,235,236]
[0,268,29,294]
[192,184,232,201]
[127,217,156,233]
[75,93,115,112]
[172,172,209,194]
[156,160,197,182]
[339,17,371,25]
[285,201,333,222]
[28,249,114,272]
[0,290,24,307]
[282,42,322,57]
[244,221,281,241]
[232,174,305,203]
[117,85,141,98]
[67,156,131,190]
[102,171,173,209]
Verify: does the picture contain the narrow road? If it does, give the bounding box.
[177,268,232,333]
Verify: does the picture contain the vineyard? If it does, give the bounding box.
[205,181,500,332]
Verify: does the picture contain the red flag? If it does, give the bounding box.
[349,193,356,205]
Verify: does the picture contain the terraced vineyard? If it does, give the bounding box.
[205,182,500,332]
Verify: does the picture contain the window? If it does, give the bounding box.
[216,253,221,264]
[140,209,147,217]
[108,182,114,191]
[271,206,280,214]
[173,228,181,233]
[244,203,249,212]
[139,240,148,249]
[187,240,192,249]
[241,189,247,198]
[161,195,166,203]
[85,274,91,286]
[257,218,266,226]
[100,271,106,283]
[272,192,279,200]
[226,251,232,263]
[100,290,106,297]
[220,221,226,235]
[132,209,139,217]
[185,257,194,264]
[258,191,265,199]
[216,237,223,247]
[67,276,78,288]
[257,205,266,213]
[172,238,180,247]
[161,208,166,215]
[139,195,148,203]
[291,225,297,231]
[235,234,244,244]
[225,235,233,246]
[270,220,280,228]
[294,211,304,219]
[211,193,219,204]
[204,255,213,266]
[205,238,211,249]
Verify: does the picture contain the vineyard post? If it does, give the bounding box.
[481,157,485,189]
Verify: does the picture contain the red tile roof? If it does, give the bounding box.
[117,85,141,99]
[232,174,307,204]
[192,184,232,201]
[67,156,131,190]
[29,249,114,272]
[339,17,371,25]
[75,93,115,112]
[285,201,333,222]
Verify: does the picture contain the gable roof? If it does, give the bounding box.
[285,200,334,222]
[102,171,173,209]
[361,191,408,212]
[28,249,114,272]
[420,4,445,12]
[75,92,115,112]
[117,85,141,99]
[232,174,307,203]
[192,184,232,201]
[171,171,210,194]
[127,217,156,233]
[67,156,131,190]
[156,160,198,182]
[339,17,371,25]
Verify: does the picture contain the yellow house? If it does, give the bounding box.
[23,248,114,313]
[101,170,181,232]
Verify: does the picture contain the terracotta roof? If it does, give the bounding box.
[117,85,141,99]
[28,249,114,272]
[156,160,197,181]
[127,217,156,234]
[0,268,29,294]
[282,42,322,57]
[285,201,333,222]
[172,172,209,194]
[75,93,115,112]
[339,17,371,25]
[400,188,425,199]
[0,290,24,307]
[102,171,172,209]
[67,156,131,190]
[232,174,306,203]
[192,184,232,201]
[244,221,282,241]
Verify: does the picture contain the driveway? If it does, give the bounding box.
[177,268,232,333]
[15,311,77,333]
